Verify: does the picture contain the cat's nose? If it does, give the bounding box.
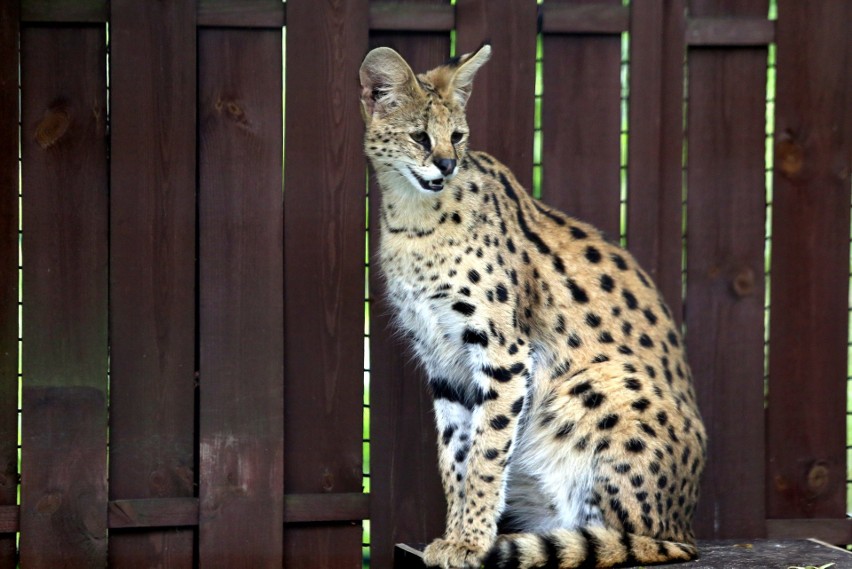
[434,158,457,176]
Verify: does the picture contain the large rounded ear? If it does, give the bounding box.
[450,43,491,107]
[359,47,419,122]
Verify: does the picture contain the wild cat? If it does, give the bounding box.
[359,44,705,569]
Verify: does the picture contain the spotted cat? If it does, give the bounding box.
[359,43,706,569]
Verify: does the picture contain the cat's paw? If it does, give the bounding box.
[423,537,487,569]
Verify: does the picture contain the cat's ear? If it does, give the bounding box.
[449,43,491,108]
[359,47,420,122]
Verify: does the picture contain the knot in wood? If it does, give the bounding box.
[731,267,756,297]
[321,469,335,492]
[776,136,804,179]
[806,462,830,497]
[36,491,62,515]
[35,102,71,150]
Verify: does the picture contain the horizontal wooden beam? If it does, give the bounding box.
[766,518,852,545]
[0,492,371,533]
[686,17,776,46]
[21,0,105,23]
[197,0,285,28]
[369,2,454,32]
[540,4,629,35]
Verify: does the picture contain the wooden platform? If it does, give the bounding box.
[394,539,852,568]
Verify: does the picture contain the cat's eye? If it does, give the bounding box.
[410,131,429,146]
[451,131,465,144]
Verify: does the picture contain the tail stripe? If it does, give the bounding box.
[619,530,639,566]
[578,528,599,569]
[538,534,561,569]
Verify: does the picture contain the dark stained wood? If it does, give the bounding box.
[368,24,452,569]
[370,2,454,32]
[19,26,108,567]
[0,1,19,566]
[540,3,629,34]
[198,0,284,28]
[456,0,538,191]
[197,28,284,568]
[686,0,768,540]
[284,493,370,524]
[626,0,686,323]
[284,1,368,567]
[0,506,15,534]
[767,519,852,544]
[686,17,775,46]
[21,0,105,22]
[541,0,623,238]
[109,499,200,529]
[108,1,197,567]
[767,0,852,521]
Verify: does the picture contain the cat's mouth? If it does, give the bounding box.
[409,169,444,192]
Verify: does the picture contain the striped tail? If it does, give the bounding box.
[483,526,698,568]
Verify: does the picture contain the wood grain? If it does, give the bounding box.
[456,0,538,191]
[767,0,852,521]
[541,0,623,238]
[626,0,687,323]
[369,15,452,569]
[0,1,19,565]
[686,0,769,540]
[284,1,369,566]
[197,28,284,568]
[19,26,108,567]
[108,1,197,566]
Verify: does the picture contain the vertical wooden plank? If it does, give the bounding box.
[455,0,538,190]
[685,0,768,539]
[0,1,19,564]
[541,0,623,237]
[108,0,196,566]
[198,28,284,567]
[767,0,852,520]
[19,25,108,567]
[284,1,368,567]
[626,0,686,322]
[369,15,450,569]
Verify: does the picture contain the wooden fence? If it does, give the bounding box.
[0,0,850,567]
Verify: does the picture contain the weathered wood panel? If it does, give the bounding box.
[541,0,623,238]
[626,0,686,322]
[767,0,852,521]
[686,0,769,539]
[456,0,537,190]
[19,25,108,568]
[198,28,284,568]
[0,1,19,565]
[369,13,451,569]
[284,1,368,567]
[108,1,197,566]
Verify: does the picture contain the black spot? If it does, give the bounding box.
[598,331,614,343]
[625,438,646,453]
[555,422,575,438]
[569,381,592,396]
[649,461,661,474]
[636,491,648,502]
[667,330,680,347]
[553,256,566,274]
[484,448,500,460]
[506,238,516,253]
[621,321,633,336]
[643,308,658,325]
[495,283,509,302]
[632,398,651,412]
[574,436,589,451]
[490,415,510,430]
[592,354,610,363]
[656,411,669,425]
[645,365,657,378]
[622,289,638,309]
[600,274,615,292]
[570,226,588,239]
[462,328,488,347]
[583,391,606,409]
[468,269,481,284]
[508,343,519,355]
[510,396,525,415]
[597,414,620,430]
[614,463,631,474]
[618,345,634,355]
[452,301,476,316]
[567,279,589,303]
[441,426,455,446]
[657,475,669,489]
[639,334,654,348]
[630,474,645,487]
[611,253,628,270]
[455,447,468,462]
[482,365,512,383]
[585,312,602,328]
[640,422,657,437]
[585,246,602,263]
[567,333,582,348]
